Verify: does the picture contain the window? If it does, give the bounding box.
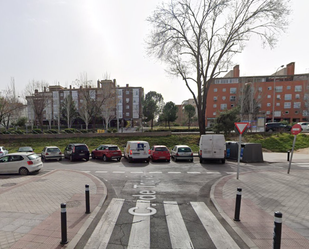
[276,94,281,99]
[126,112,129,116]
[284,102,291,108]
[230,88,237,94]
[258,87,262,92]
[223,88,226,92]
[230,96,236,101]
[231,104,234,107]
[275,86,283,92]
[295,94,300,99]
[214,88,217,92]
[126,105,129,109]
[222,96,226,100]
[267,103,271,107]
[267,95,271,99]
[285,111,289,114]
[126,90,130,94]
[213,96,217,101]
[276,103,280,106]
[268,86,272,90]
[266,111,271,114]
[295,85,302,92]
[294,102,301,108]
[284,94,292,100]
[220,104,227,110]
[126,98,129,103]
[287,86,291,90]
[258,95,261,99]
[295,111,299,114]
[257,103,261,108]
[213,112,216,116]
[274,111,281,117]
[213,104,217,108]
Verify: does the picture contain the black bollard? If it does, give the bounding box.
[287,150,290,161]
[85,184,90,214]
[273,212,282,249]
[60,203,68,244]
[234,188,242,221]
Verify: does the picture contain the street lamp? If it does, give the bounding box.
[272,65,284,122]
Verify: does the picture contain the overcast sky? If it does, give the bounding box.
[0,0,308,105]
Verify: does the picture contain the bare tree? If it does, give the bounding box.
[99,82,116,130]
[25,80,50,131]
[61,94,78,128]
[147,0,290,135]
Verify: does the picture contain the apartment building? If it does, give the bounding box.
[205,62,309,127]
[26,80,144,128]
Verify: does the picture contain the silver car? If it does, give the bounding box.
[171,145,194,162]
[0,152,43,175]
[41,146,62,161]
[0,146,8,157]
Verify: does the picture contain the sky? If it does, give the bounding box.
[0,0,308,105]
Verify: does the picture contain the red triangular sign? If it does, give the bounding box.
[235,122,249,134]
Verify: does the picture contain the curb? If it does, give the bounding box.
[210,175,259,249]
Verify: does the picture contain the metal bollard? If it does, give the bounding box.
[234,188,242,221]
[85,184,90,214]
[60,203,68,244]
[273,212,282,249]
[287,150,290,161]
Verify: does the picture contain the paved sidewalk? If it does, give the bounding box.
[0,169,106,249]
[212,152,309,249]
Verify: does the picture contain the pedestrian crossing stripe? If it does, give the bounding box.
[82,171,227,174]
[85,198,240,249]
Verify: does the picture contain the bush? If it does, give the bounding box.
[13,129,24,134]
[45,129,58,134]
[80,129,89,133]
[32,129,43,134]
[107,128,117,133]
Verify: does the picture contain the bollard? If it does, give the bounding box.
[233,188,242,221]
[287,150,290,161]
[273,212,282,249]
[60,203,68,244]
[85,184,90,214]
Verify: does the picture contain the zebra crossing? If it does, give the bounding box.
[85,198,240,249]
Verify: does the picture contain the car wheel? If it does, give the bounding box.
[117,157,121,162]
[103,155,107,162]
[70,155,74,162]
[19,167,29,176]
[221,159,226,164]
[146,159,150,163]
[190,159,193,162]
[85,156,89,161]
[92,153,96,159]
[128,157,133,163]
[174,157,177,162]
[59,157,62,161]
[167,159,170,162]
[200,158,203,163]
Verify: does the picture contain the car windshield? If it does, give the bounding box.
[27,154,39,160]
[155,147,168,151]
[178,147,191,152]
[47,148,60,152]
[19,147,32,151]
[108,147,119,151]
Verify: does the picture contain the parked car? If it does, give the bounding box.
[0,146,8,157]
[199,134,226,164]
[171,145,193,162]
[64,143,90,161]
[149,145,170,162]
[124,141,150,163]
[18,147,34,152]
[91,144,122,162]
[0,152,43,175]
[265,122,292,132]
[297,122,309,132]
[41,146,62,161]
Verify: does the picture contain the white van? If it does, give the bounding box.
[199,134,226,164]
[124,141,150,163]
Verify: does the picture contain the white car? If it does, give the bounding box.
[171,145,193,162]
[297,122,309,132]
[0,146,8,157]
[0,152,43,175]
[41,146,62,161]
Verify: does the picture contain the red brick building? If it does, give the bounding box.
[205,62,309,127]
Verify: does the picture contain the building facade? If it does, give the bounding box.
[205,62,309,126]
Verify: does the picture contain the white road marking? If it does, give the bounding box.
[95,171,108,173]
[187,172,201,174]
[191,202,240,249]
[164,201,193,249]
[167,172,182,174]
[128,200,151,249]
[81,171,91,173]
[149,171,162,174]
[112,171,125,173]
[130,171,144,174]
[85,198,124,249]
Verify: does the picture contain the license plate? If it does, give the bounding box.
[79,153,85,156]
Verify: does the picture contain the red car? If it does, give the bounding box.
[149,145,170,162]
[91,144,122,162]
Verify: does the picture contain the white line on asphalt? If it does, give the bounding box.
[82,171,91,173]
[85,198,124,249]
[112,171,125,173]
[128,200,151,249]
[130,171,144,174]
[167,172,182,174]
[191,202,240,249]
[187,172,201,174]
[149,171,162,174]
[95,171,108,173]
[164,201,193,249]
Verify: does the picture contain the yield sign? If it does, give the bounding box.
[235,122,249,134]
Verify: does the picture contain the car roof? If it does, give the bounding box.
[153,145,167,147]
[174,145,190,147]
[99,144,118,147]
[45,146,60,148]
[6,152,35,156]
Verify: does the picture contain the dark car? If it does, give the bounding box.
[64,143,90,161]
[91,144,122,162]
[265,122,292,132]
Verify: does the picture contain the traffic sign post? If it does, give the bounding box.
[287,124,302,174]
[235,122,249,180]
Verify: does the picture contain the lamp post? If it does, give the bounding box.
[272,65,284,122]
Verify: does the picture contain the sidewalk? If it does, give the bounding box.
[0,169,106,249]
[211,152,309,248]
